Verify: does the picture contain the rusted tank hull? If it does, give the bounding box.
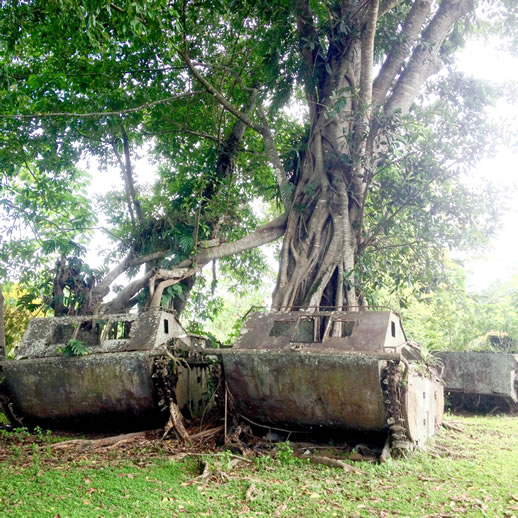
[223,351,387,431]
[0,311,217,430]
[1,351,215,429]
[438,352,518,412]
[223,350,443,445]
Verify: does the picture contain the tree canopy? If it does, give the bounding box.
[0,0,516,318]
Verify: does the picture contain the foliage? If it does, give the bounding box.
[276,441,298,465]
[0,0,515,315]
[62,338,89,357]
[1,283,44,356]
[378,261,518,352]
[182,267,274,344]
[0,165,97,282]
[0,416,518,516]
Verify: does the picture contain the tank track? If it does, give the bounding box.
[382,359,412,457]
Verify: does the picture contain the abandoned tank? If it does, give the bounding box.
[0,310,217,429]
[438,351,518,413]
[222,309,444,451]
[1,306,443,453]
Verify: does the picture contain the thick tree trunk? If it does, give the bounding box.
[272,110,360,311]
[272,0,473,313]
[273,30,363,311]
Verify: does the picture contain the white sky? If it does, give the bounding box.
[455,41,518,291]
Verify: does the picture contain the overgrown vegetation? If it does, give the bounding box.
[0,283,45,357]
[372,261,518,352]
[1,1,517,319]
[0,416,517,517]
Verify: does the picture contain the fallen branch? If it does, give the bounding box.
[162,400,190,443]
[189,425,224,441]
[245,482,257,501]
[50,431,150,451]
[442,421,463,432]
[307,455,363,474]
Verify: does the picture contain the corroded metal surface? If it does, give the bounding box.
[223,350,386,431]
[2,352,158,426]
[1,311,216,429]
[438,351,518,410]
[15,310,190,360]
[1,350,218,429]
[224,309,444,446]
[235,310,406,353]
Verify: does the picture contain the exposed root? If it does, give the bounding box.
[50,431,151,451]
[197,460,210,480]
[379,435,391,463]
[306,455,363,473]
[442,421,463,432]
[245,482,257,501]
[162,400,190,443]
[189,425,224,441]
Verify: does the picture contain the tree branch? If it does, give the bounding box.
[294,0,326,108]
[0,91,201,119]
[294,0,324,71]
[110,137,136,225]
[141,125,220,142]
[149,268,199,308]
[257,107,290,209]
[179,213,287,268]
[384,0,474,116]
[378,0,405,18]
[99,270,155,314]
[120,123,144,223]
[90,249,169,306]
[372,0,433,106]
[92,215,287,313]
[179,50,264,133]
[359,0,380,112]
[350,0,379,225]
[180,52,289,207]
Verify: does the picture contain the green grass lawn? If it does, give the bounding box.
[1,415,517,517]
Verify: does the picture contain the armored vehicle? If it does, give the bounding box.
[1,307,444,453]
[0,310,215,429]
[222,309,444,451]
[438,351,518,413]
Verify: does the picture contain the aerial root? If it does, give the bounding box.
[162,400,190,442]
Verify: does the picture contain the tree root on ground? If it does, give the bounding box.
[245,482,256,501]
[50,431,152,451]
[304,455,363,473]
[442,421,464,432]
[189,425,223,441]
